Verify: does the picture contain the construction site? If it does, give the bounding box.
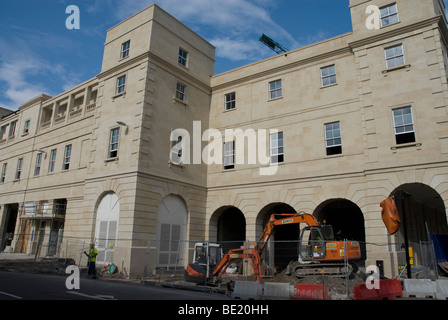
[1,208,447,300]
[1,0,448,301]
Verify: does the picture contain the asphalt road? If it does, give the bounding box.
[0,271,232,301]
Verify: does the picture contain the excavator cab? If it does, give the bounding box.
[298,226,332,261]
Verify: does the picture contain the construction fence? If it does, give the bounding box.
[1,230,445,283]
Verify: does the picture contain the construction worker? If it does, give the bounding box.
[84,242,98,279]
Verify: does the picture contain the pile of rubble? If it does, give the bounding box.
[0,257,75,275]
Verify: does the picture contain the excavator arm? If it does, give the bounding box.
[211,212,319,283]
[257,212,319,253]
[212,247,263,283]
[207,212,357,283]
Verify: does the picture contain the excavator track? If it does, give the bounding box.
[286,260,357,278]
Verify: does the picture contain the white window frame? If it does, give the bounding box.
[178,48,188,67]
[269,80,282,100]
[393,106,416,144]
[9,121,17,138]
[121,40,130,59]
[15,158,23,180]
[321,65,337,87]
[385,44,405,69]
[49,149,57,173]
[0,125,7,141]
[63,145,71,171]
[108,127,120,159]
[34,153,42,176]
[116,75,126,95]
[225,92,236,111]
[1,163,7,183]
[325,121,342,156]
[23,120,30,135]
[380,3,399,27]
[223,141,235,170]
[270,132,284,164]
[175,82,187,102]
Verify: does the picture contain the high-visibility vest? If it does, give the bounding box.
[88,248,98,262]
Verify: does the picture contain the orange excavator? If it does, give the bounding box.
[186,212,362,283]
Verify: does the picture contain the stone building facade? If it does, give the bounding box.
[1,0,448,277]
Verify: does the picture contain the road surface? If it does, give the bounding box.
[0,271,232,300]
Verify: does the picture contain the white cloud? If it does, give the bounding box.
[209,37,269,62]
[0,54,48,110]
[111,0,299,60]
[0,29,82,110]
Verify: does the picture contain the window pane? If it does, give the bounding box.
[325,122,342,150]
[270,132,284,163]
[393,107,415,140]
[269,80,282,99]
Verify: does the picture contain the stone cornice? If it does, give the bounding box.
[348,16,443,49]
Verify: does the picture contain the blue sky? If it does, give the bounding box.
[0,0,408,110]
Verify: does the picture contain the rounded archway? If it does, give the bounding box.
[314,199,366,260]
[156,194,188,268]
[390,184,448,243]
[95,192,120,264]
[210,206,246,254]
[257,203,297,271]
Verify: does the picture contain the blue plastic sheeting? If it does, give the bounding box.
[429,233,448,262]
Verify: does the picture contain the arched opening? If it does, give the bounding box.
[156,194,188,269]
[314,199,366,261]
[95,192,120,265]
[257,203,297,271]
[211,206,245,254]
[1,203,18,252]
[391,184,448,243]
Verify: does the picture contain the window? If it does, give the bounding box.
[225,92,236,111]
[170,135,183,165]
[269,80,282,100]
[393,106,416,144]
[270,132,284,164]
[54,199,67,216]
[49,149,57,173]
[34,153,42,176]
[108,128,120,158]
[9,121,17,138]
[178,48,188,67]
[0,125,7,140]
[385,44,405,69]
[116,75,126,95]
[63,145,72,170]
[321,65,337,87]
[175,82,187,102]
[380,3,399,27]
[15,158,23,180]
[23,120,30,135]
[325,122,342,156]
[121,40,130,59]
[223,141,235,170]
[1,163,7,183]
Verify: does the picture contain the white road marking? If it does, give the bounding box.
[66,291,116,300]
[0,290,23,299]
